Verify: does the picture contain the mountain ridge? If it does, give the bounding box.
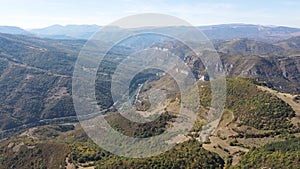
[0,26,30,35]
[2,24,300,40]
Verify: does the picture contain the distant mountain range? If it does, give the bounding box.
[199,24,300,40]
[1,24,300,40]
[0,26,30,35]
[29,24,101,39]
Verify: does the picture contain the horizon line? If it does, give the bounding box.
[1,23,300,30]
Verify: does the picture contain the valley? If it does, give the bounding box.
[0,25,300,168]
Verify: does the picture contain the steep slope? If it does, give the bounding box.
[199,78,299,167]
[217,38,300,93]
[276,36,300,49]
[215,38,285,56]
[233,138,300,169]
[0,78,298,168]
[0,33,132,137]
[199,78,295,130]
[152,38,300,93]
[1,32,300,137]
[0,34,82,134]
[220,53,300,93]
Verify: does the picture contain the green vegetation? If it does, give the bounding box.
[0,125,224,169]
[68,139,110,166]
[106,112,175,138]
[199,78,295,130]
[0,32,300,169]
[0,142,69,169]
[96,140,224,169]
[0,34,80,132]
[233,137,300,169]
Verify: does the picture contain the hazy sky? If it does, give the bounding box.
[0,0,300,29]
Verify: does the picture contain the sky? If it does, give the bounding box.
[0,0,300,29]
